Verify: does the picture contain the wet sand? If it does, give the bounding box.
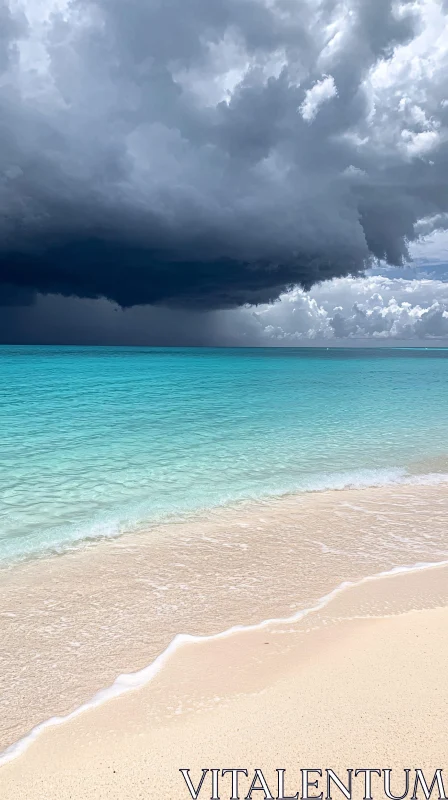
[1,562,448,799]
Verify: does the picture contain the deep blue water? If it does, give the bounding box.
[1,346,448,563]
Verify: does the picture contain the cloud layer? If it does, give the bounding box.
[1,0,448,309]
[2,274,448,345]
[224,274,448,342]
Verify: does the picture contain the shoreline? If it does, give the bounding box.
[2,561,448,797]
[1,556,448,769]
[2,467,448,569]
[2,480,448,763]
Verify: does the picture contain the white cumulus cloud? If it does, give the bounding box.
[215,275,448,343]
[299,75,338,122]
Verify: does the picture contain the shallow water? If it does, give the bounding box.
[1,345,448,563]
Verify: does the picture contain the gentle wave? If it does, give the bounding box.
[1,557,447,768]
[3,468,448,567]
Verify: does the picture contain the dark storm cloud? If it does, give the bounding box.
[0,0,448,310]
[0,294,219,345]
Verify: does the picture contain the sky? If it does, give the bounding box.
[1,0,448,344]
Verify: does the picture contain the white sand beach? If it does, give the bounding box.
[1,558,448,799]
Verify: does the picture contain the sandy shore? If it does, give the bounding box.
[1,563,448,799]
[2,480,448,753]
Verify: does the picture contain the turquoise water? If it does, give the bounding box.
[1,345,448,564]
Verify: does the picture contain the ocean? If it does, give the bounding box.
[1,345,448,564]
